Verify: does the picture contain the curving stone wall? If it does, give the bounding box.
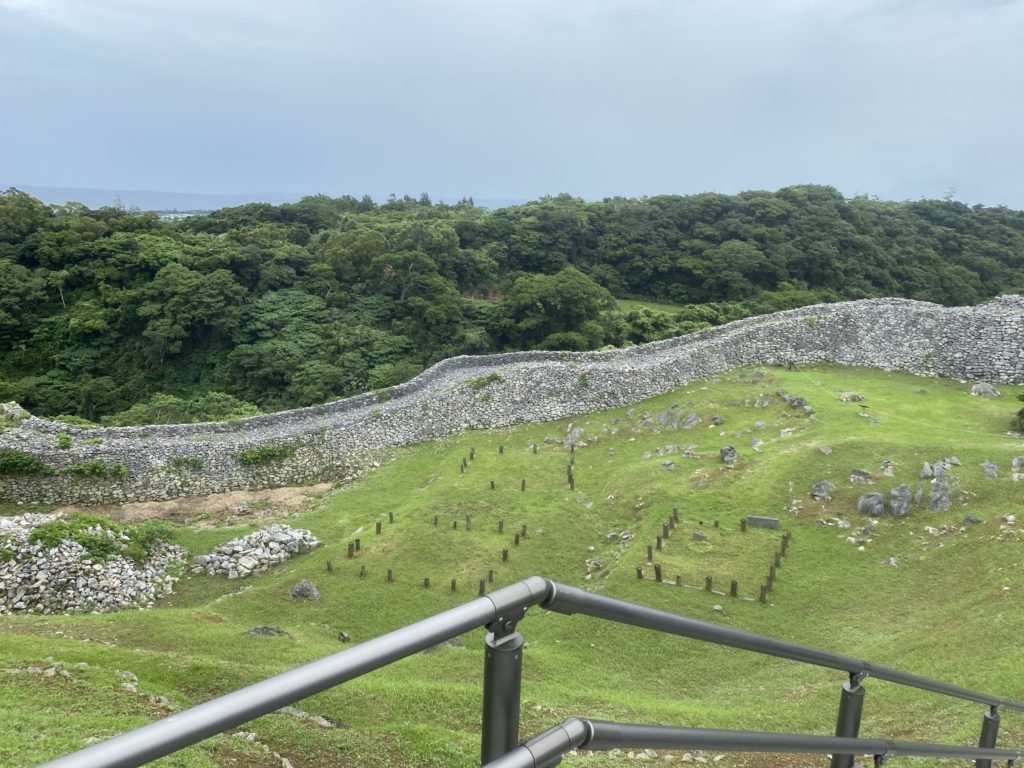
[2,295,1023,505]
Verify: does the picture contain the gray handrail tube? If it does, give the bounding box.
[543,582,1024,712]
[482,720,1024,768]
[38,577,552,768]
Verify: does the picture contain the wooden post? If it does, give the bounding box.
[359,564,366,578]
[451,578,457,592]
[672,507,679,522]
[347,542,354,559]
[502,548,509,562]
[759,585,767,603]
[498,520,504,534]
[490,480,495,490]
[669,517,676,530]
[714,520,720,528]
[326,559,333,573]
[663,523,670,539]
[354,538,360,552]
[499,445,504,454]
[740,519,747,532]
[376,521,382,534]
[423,577,430,588]
[521,479,526,491]
[460,464,464,474]
[488,569,494,583]
[520,524,527,537]
[388,511,394,524]
[636,566,644,579]
[656,536,663,551]
[466,515,472,531]
[433,515,438,527]
[675,575,682,586]
[730,580,738,598]
[768,565,776,587]
[568,473,574,490]
[774,552,782,568]
[462,457,467,469]
[647,545,653,561]
[387,568,393,583]
[654,564,663,582]
[513,533,520,546]
[705,575,713,592]
[532,444,537,454]
[479,579,486,596]
[470,448,475,461]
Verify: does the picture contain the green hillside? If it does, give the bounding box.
[2,365,1023,767]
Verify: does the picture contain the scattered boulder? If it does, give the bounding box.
[849,469,871,483]
[290,579,321,600]
[719,446,737,465]
[711,415,723,426]
[691,532,708,542]
[964,515,984,525]
[750,438,764,452]
[818,446,833,455]
[920,462,933,479]
[879,459,894,477]
[810,480,835,501]
[889,484,912,517]
[980,460,998,478]
[929,476,951,510]
[681,412,701,429]
[840,393,865,402]
[970,382,1001,398]
[857,493,885,517]
[246,626,291,638]
[752,421,765,431]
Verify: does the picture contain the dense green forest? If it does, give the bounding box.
[2,185,1023,424]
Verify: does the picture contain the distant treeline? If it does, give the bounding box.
[1,185,1022,424]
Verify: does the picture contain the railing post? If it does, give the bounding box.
[976,706,1001,768]
[831,677,865,768]
[481,628,524,764]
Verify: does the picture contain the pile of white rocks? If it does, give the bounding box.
[191,525,319,579]
[0,514,185,614]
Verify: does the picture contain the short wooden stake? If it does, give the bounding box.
[387,568,393,583]
[433,515,438,526]
[656,536,663,551]
[347,542,354,559]
[499,445,504,454]
[532,444,537,454]
[714,520,720,528]
[675,575,682,586]
[740,519,747,532]
[465,515,472,531]
[453,520,458,530]
[423,577,430,588]
[376,521,382,534]
[450,578,457,592]
[730,580,738,598]
[460,464,464,474]
[354,538,360,551]
[488,569,494,583]
[470,448,475,461]
[654,564,663,582]
[514,533,520,546]
[636,566,644,579]
[490,480,495,490]
[663,523,670,539]
[326,559,334,573]
[568,474,574,490]
[388,511,394,524]
[647,545,653,561]
[521,479,526,492]
[705,575,712,592]
[520,524,527,537]
[498,520,504,534]
[669,517,676,530]
[774,552,782,568]
[759,585,767,603]
[479,579,486,596]
[502,548,509,562]
[359,565,366,578]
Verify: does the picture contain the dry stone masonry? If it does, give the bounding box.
[0,514,184,614]
[2,295,1024,504]
[190,525,319,579]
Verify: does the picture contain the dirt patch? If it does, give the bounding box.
[55,484,334,524]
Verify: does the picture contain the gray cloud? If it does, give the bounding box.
[2,0,1022,205]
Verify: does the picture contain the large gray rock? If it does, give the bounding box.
[720,446,737,465]
[971,382,1001,397]
[681,412,701,429]
[981,460,998,478]
[889,484,912,517]
[810,480,835,501]
[857,493,885,517]
[929,476,951,510]
[290,579,321,600]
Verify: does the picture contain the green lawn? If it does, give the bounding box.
[3,365,1024,767]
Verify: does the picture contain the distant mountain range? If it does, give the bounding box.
[4,185,525,212]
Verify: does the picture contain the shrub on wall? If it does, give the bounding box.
[0,449,52,475]
[236,442,297,466]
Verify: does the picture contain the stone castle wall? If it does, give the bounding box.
[2,296,1022,505]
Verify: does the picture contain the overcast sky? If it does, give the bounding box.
[2,0,1023,207]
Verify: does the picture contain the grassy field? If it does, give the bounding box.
[3,365,1024,768]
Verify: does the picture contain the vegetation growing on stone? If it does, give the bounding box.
[236,442,297,466]
[26,514,173,565]
[465,371,503,390]
[0,449,52,475]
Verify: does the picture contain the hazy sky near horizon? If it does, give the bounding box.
[2,0,1023,206]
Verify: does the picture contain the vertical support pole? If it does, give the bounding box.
[830,679,865,768]
[481,630,524,764]
[976,707,1001,768]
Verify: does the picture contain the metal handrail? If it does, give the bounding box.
[481,719,1024,768]
[36,576,1023,768]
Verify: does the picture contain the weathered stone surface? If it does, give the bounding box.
[857,493,885,517]
[0,514,184,614]
[929,476,951,510]
[810,480,835,500]
[192,525,319,579]
[889,484,912,517]
[3,296,1024,504]
[746,516,779,529]
[720,446,737,465]
[981,460,998,478]
[971,382,1001,397]
[290,579,321,600]
[850,469,872,483]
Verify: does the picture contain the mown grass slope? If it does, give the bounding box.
[2,365,1023,768]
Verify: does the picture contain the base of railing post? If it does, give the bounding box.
[481,630,524,765]
[976,707,1000,768]
[830,680,865,768]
